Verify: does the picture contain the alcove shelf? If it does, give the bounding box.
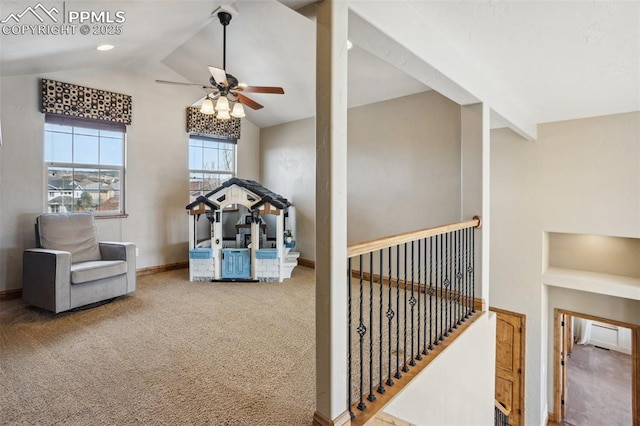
[543,267,640,301]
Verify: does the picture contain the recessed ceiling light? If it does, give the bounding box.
[96,44,114,51]
[346,40,353,50]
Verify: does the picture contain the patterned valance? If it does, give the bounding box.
[41,79,132,125]
[186,107,241,140]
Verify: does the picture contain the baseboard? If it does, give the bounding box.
[298,258,315,269]
[136,261,188,277]
[313,410,351,426]
[0,288,22,300]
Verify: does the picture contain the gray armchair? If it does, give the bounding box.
[23,212,136,313]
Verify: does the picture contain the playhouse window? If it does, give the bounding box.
[189,135,236,201]
[44,115,126,216]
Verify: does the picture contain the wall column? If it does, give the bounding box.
[461,103,491,307]
[314,0,349,424]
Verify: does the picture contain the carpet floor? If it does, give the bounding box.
[0,267,316,425]
[565,344,632,426]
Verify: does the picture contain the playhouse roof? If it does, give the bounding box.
[185,196,218,212]
[185,178,291,211]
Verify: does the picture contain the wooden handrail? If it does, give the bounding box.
[347,216,481,258]
[495,399,511,416]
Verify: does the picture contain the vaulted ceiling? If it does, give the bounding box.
[1,0,638,132]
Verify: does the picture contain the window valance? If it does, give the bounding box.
[41,79,132,125]
[186,107,241,140]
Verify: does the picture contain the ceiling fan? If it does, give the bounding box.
[156,8,285,119]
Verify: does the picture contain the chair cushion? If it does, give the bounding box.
[70,260,127,284]
[38,213,101,264]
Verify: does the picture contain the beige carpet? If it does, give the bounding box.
[565,344,632,426]
[0,267,316,425]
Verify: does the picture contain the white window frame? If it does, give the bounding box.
[188,134,237,202]
[44,114,127,217]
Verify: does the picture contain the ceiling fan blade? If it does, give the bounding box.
[208,66,228,86]
[155,80,216,90]
[239,86,285,94]
[236,93,264,110]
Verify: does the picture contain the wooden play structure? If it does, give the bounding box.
[185,178,299,282]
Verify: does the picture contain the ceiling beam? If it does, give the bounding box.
[348,2,537,141]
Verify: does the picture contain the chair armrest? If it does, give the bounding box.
[100,242,136,293]
[100,242,135,261]
[23,249,72,313]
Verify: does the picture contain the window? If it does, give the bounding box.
[44,115,126,216]
[189,135,236,201]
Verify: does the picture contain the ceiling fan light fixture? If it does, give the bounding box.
[217,109,231,120]
[215,96,230,112]
[231,103,245,118]
[200,98,215,115]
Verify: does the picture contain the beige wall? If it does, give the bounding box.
[261,91,463,261]
[548,233,640,278]
[0,66,260,291]
[490,111,640,425]
[261,117,316,260]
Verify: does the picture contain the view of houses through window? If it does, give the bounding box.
[44,115,125,215]
[189,135,236,201]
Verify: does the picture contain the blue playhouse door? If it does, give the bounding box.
[221,249,251,279]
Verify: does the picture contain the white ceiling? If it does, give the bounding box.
[403,1,640,125]
[0,0,638,130]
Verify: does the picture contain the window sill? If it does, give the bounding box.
[95,213,129,220]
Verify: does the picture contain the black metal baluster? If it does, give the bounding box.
[422,237,429,356]
[416,239,423,361]
[357,255,366,411]
[452,230,458,329]
[461,229,466,323]
[386,246,395,386]
[395,245,402,379]
[402,243,409,373]
[428,236,434,351]
[444,232,449,335]
[456,229,462,327]
[368,252,376,403]
[465,227,470,318]
[409,241,416,366]
[450,232,455,333]
[444,232,451,337]
[447,232,456,334]
[462,226,469,321]
[348,258,354,418]
[471,227,476,314]
[438,233,444,342]
[450,231,456,329]
[377,249,385,394]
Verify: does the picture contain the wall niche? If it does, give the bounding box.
[543,232,640,300]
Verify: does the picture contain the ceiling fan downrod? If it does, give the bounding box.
[218,11,232,72]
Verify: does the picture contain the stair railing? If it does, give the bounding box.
[494,400,511,425]
[346,217,482,424]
